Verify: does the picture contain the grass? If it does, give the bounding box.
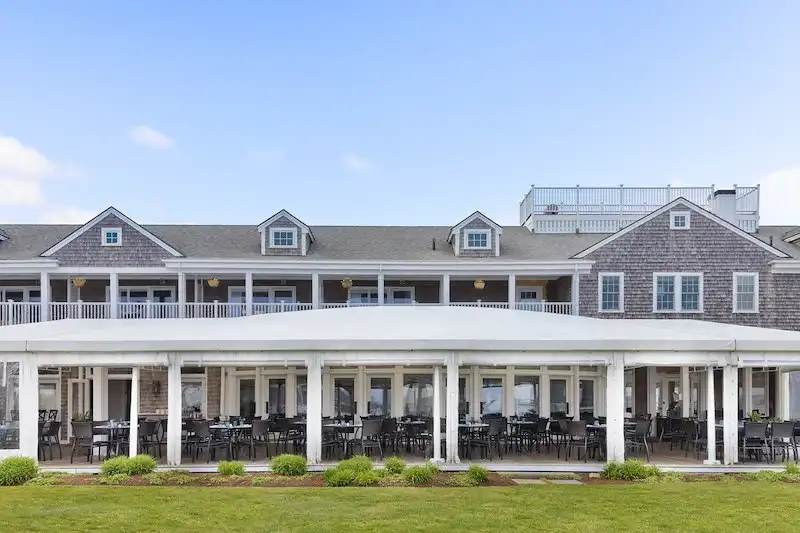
[2,484,800,532]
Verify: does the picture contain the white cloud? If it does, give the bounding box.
[0,136,58,179]
[341,153,372,172]
[757,166,800,225]
[38,206,96,224]
[128,125,175,150]
[0,178,43,206]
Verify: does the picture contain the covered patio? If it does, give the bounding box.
[3,306,800,470]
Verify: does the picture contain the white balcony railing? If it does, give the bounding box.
[0,299,574,326]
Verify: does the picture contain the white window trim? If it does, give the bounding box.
[101,227,122,247]
[228,286,297,303]
[269,227,298,249]
[348,286,416,303]
[464,229,491,250]
[516,287,542,302]
[652,272,704,313]
[597,272,625,313]
[669,211,690,230]
[733,272,759,313]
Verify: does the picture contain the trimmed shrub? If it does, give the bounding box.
[466,464,489,484]
[786,463,800,476]
[323,467,357,487]
[384,456,406,475]
[99,473,130,485]
[100,455,157,476]
[218,461,246,476]
[601,460,661,481]
[446,472,480,487]
[271,454,307,476]
[0,457,39,486]
[144,470,195,486]
[403,465,435,485]
[337,455,373,474]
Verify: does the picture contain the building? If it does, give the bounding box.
[2,184,800,462]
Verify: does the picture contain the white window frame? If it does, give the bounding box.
[228,286,297,303]
[652,272,704,313]
[669,211,690,230]
[464,229,491,250]
[733,272,759,313]
[348,286,416,303]
[0,287,41,302]
[269,227,298,249]
[597,272,625,313]
[101,227,122,246]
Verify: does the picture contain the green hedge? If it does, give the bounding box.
[271,454,307,476]
[0,457,39,486]
[601,460,661,481]
[100,455,158,476]
[384,457,406,474]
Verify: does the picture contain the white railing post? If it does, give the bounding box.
[346,299,351,307]
[7,299,15,326]
[213,299,220,318]
[146,300,153,319]
[575,184,581,233]
[477,299,482,307]
[77,299,84,319]
[280,301,286,313]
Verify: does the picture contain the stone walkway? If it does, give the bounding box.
[512,478,584,485]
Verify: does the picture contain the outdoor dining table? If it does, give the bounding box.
[209,424,252,459]
[95,422,131,456]
[324,423,362,457]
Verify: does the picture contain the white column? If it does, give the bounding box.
[39,272,50,322]
[219,367,226,417]
[286,370,297,418]
[572,366,581,420]
[18,358,39,460]
[597,370,606,417]
[245,272,254,316]
[92,367,108,457]
[322,370,332,417]
[356,366,366,417]
[177,272,186,318]
[647,366,658,436]
[744,368,753,416]
[445,353,460,463]
[306,353,323,464]
[504,366,515,417]
[681,366,691,417]
[540,368,551,419]
[471,366,481,418]
[433,366,442,462]
[254,367,263,418]
[311,273,321,309]
[705,366,718,464]
[779,370,790,422]
[391,366,404,418]
[129,366,139,457]
[109,272,119,319]
[507,274,516,309]
[570,273,580,315]
[723,364,739,465]
[441,274,450,305]
[606,354,625,463]
[377,273,385,305]
[166,356,182,465]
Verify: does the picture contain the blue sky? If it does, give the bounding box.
[1,1,799,225]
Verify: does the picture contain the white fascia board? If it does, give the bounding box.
[0,342,29,353]
[459,352,611,366]
[736,351,800,367]
[50,266,174,275]
[769,260,800,274]
[34,352,171,367]
[623,351,732,367]
[0,260,60,273]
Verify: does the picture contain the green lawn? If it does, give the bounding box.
[1,484,798,532]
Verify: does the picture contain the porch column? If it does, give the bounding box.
[311,273,321,309]
[254,367,264,418]
[445,353,460,463]
[322,370,332,417]
[681,366,691,417]
[18,358,39,460]
[245,272,254,316]
[377,273,385,305]
[507,274,516,309]
[109,273,119,319]
[432,366,442,462]
[504,366,515,417]
[722,364,739,465]
[570,366,581,420]
[647,367,658,435]
[166,356,182,465]
[129,366,139,457]
[306,353,323,465]
[177,272,186,318]
[471,367,481,418]
[570,272,580,315]
[391,366,403,418]
[92,367,108,457]
[286,370,297,417]
[39,272,50,321]
[778,370,790,422]
[540,369,551,418]
[356,366,366,417]
[605,354,625,462]
[441,274,450,305]
[705,366,718,464]
[743,368,753,416]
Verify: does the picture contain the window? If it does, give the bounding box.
[550,379,568,416]
[403,375,433,416]
[101,227,122,246]
[579,379,595,415]
[334,377,355,416]
[268,378,286,415]
[369,377,392,416]
[514,376,539,417]
[481,378,503,415]
[269,227,297,248]
[181,373,206,418]
[348,287,416,304]
[653,273,703,312]
[598,273,624,312]
[464,230,490,249]
[669,211,690,230]
[733,273,759,313]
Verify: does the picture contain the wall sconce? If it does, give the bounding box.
[207,277,220,288]
[341,278,353,289]
[473,279,486,290]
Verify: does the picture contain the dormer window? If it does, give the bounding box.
[670,211,690,230]
[270,228,297,248]
[101,227,122,246]
[465,230,491,250]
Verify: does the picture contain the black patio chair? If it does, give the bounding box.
[351,418,384,459]
[564,420,597,462]
[70,421,110,464]
[741,422,769,463]
[769,422,798,463]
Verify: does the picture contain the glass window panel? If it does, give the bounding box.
[550,379,568,416]
[514,376,539,417]
[481,378,503,416]
[268,378,286,415]
[272,290,294,302]
[458,377,467,415]
[181,381,204,418]
[624,370,634,413]
[334,378,355,416]
[272,231,294,246]
[296,376,307,416]
[736,275,756,311]
[752,371,767,415]
[681,276,700,311]
[579,379,594,415]
[601,275,620,311]
[403,375,433,417]
[369,377,392,416]
[238,379,256,419]
[656,276,675,310]
[466,231,488,248]
[38,382,58,412]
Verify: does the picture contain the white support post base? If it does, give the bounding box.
[306,353,323,465]
[432,366,442,463]
[605,355,625,463]
[704,366,719,465]
[129,367,140,457]
[19,358,39,460]
[166,356,182,465]
[722,364,738,465]
[445,354,460,463]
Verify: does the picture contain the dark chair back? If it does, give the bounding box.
[361,418,383,439]
[634,419,651,437]
[252,419,270,437]
[744,422,768,439]
[72,421,93,439]
[568,420,587,438]
[772,422,794,439]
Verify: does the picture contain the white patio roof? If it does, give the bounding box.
[1,307,799,359]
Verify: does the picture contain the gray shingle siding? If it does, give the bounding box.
[458,218,497,258]
[49,214,174,267]
[578,203,795,328]
[262,216,303,256]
